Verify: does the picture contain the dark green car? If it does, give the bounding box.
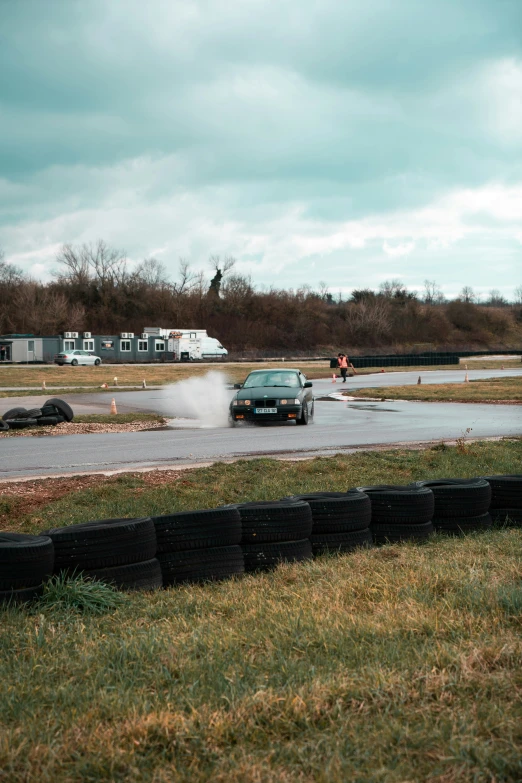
[230,368,314,425]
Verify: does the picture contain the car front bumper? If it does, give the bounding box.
[231,405,302,422]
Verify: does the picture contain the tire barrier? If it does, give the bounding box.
[310,528,373,555]
[157,545,245,585]
[1,470,521,606]
[241,539,312,571]
[43,517,157,572]
[483,475,522,527]
[152,507,242,552]
[281,491,373,555]
[236,500,313,543]
[416,479,492,535]
[1,398,73,431]
[357,485,435,544]
[0,533,54,603]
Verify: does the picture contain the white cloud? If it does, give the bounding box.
[382,240,415,257]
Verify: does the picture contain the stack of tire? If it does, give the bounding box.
[235,500,313,571]
[151,507,244,585]
[42,517,162,590]
[1,398,73,431]
[281,491,372,556]
[0,533,54,604]
[416,479,492,535]
[482,475,522,527]
[358,484,435,544]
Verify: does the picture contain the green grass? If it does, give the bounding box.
[1,441,521,782]
[352,376,522,403]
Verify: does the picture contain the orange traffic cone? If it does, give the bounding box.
[110,398,117,414]
[101,382,108,389]
[332,373,336,383]
[381,369,385,373]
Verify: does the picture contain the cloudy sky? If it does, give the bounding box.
[1,0,521,299]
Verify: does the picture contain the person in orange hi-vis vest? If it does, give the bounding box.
[337,353,349,383]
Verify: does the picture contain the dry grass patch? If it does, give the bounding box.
[351,376,522,403]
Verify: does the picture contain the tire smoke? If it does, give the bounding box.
[161,371,232,427]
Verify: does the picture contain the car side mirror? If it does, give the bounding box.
[304,381,313,388]
[233,383,243,389]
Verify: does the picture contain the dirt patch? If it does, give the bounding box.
[0,420,168,438]
[0,469,187,527]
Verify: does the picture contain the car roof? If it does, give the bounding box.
[248,368,301,373]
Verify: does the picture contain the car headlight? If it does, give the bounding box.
[280,399,288,405]
[244,400,251,406]
[232,400,238,406]
[293,399,300,404]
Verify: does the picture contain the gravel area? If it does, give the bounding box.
[0,420,168,438]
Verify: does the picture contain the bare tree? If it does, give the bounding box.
[423,279,445,305]
[173,259,198,295]
[486,289,508,307]
[54,241,128,287]
[513,284,522,305]
[133,257,170,287]
[459,285,475,303]
[208,255,236,298]
[0,248,24,284]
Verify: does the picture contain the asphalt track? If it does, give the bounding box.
[0,369,520,480]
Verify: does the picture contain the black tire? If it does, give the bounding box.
[241,539,312,571]
[296,401,309,425]
[415,479,491,517]
[281,490,371,533]
[7,418,38,429]
[43,517,156,571]
[236,500,313,543]
[37,416,64,426]
[310,528,373,556]
[0,584,44,606]
[41,404,61,416]
[2,407,27,421]
[483,475,522,510]
[433,513,492,535]
[94,359,101,366]
[371,520,435,544]
[83,558,162,591]
[45,398,74,422]
[0,533,54,589]
[71,359,78,366]
[358,485,434,524]
[152,507,242,552]
[158,545,244,585]
[0,419,9,431]
[23,408,43,419]
[490,508,522,526]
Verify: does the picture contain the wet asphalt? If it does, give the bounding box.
[0,369,520,479]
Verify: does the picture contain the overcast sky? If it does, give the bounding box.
[1,0,521,299]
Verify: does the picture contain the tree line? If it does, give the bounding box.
[1,242,521,355]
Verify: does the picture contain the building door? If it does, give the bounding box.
[0,343,11,361]
[27,340,35,362]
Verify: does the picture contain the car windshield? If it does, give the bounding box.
[243,371,301,389]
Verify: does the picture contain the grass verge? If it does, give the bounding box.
[1,441,521,782]
[351,376,522,403]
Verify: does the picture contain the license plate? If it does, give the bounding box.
[255,408,277,414]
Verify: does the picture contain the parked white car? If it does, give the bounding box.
[54,350,102,366]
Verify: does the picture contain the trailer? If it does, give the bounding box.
[143,328,228,361]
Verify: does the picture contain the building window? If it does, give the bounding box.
[155,341,165,352]
[101,339,114,350]
[64,340,75,351]
[120,340,131,352]
[138,340,148,351]
[83,340,94,352]
[190,332,197,339]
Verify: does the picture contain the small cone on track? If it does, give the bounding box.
[381,368,385,373]
[332,373,336,383]
[101,382,108,389]
[110,398,117,414]
[464,373,469,383]
[417,376,421,385]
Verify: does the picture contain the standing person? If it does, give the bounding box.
[337,353,349,382]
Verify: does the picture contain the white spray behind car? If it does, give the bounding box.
[161,371,232,428]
